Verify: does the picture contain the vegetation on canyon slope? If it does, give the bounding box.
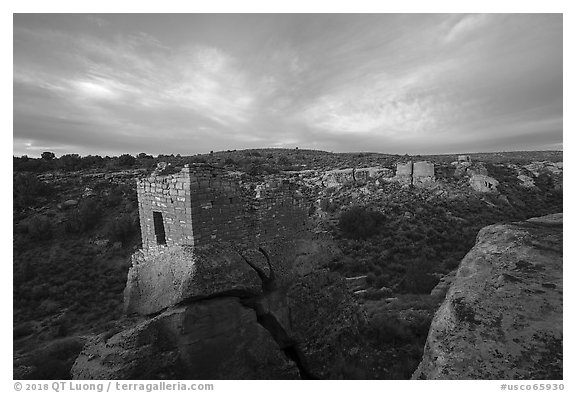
[13,149,562,379]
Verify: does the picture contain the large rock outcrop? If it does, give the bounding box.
[72,234,365,379]
[73,297,299,379]
[123,246,263,316]
[413,213,562,379]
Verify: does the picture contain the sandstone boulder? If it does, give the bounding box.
[517,174,536,188]
[124,246,262,316]
[413,213,562,379]
[429,270,457,299]
[59,199,78,209]
[72,297,299,379]
[79,232,360,380]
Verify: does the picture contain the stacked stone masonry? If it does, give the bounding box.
[137,164,309,253]
[395,161,435,186]
[322,167,394,187]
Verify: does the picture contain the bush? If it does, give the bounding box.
[320,198,339,213]
[14,321,35,339]
[403,258,439,294]
[78,199,101,230]
[103,192,123,207]
[105,214,138,243]
[339,206,385,239]
[277,155,292,167]
[13,173,53,210]
[65,200,102,233]
[58,154,82,171]
[366,272,377,286]
[189,155,207,164]
[41,151,55,160]
[28,216,53,240]
[117,154,136,167]
[367,314,411,344]
[25,337,85,379]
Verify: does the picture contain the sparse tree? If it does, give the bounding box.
[117,154,136,167]
[41,151,56,160]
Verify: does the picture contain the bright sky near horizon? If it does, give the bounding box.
[13,13,562,157]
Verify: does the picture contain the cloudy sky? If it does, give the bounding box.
[13,13,562,157]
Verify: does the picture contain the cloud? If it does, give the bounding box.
[443,14,491,43]
[163,47,256,125]
[72,80,122,100]
[13,14,562,156]
[14,24,263,137]
[298,58,460,140]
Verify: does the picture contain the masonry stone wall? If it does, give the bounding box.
[395,161,435,186]
[137,164,308,253]
[186,166,251,247]
[136,168,195,252]
[323,169,355,187]
[469,174,499,193]
[396,162,413,185]
[413,161,435,185]
[254,181,308,244]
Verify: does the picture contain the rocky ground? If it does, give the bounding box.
[13,149,563,379]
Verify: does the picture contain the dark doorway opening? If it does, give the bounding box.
[153,211,167,245]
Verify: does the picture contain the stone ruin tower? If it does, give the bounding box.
[136,164,309,253]
[395,160,435,186]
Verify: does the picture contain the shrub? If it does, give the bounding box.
[117,154,136,167]
[78,199,101,230]
[367,314,411,344]
[403,258,439,294]
[41,151,56,160]
[13,173,53,210]
[65,200,102,233]
[366,272,377,286]
[320,198,339,213]
[189,155,207,164]
[58,154,82,171]
[103,192,122,207]
[105,214,137,243]
[339,206,385,239]
[28,216,53,240]
[277,155,292,167]
[14,321,35,339]
[25,337,85,379]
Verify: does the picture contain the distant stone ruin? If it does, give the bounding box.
[395,161,435,186]
[323,168,355,187]
[469,174,499,193]
[136,164,309,253]
[322,167,393,187]
[457,155,471,163]
[396,162,413,185]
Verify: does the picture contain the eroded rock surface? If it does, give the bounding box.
[72,297,299,379]
[123,246,262,316]
[73,234,365,379]
[413,213,562,379]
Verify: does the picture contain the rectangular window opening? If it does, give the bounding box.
[153,211,167,245]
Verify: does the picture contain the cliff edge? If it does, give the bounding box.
[413,213,562,379]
